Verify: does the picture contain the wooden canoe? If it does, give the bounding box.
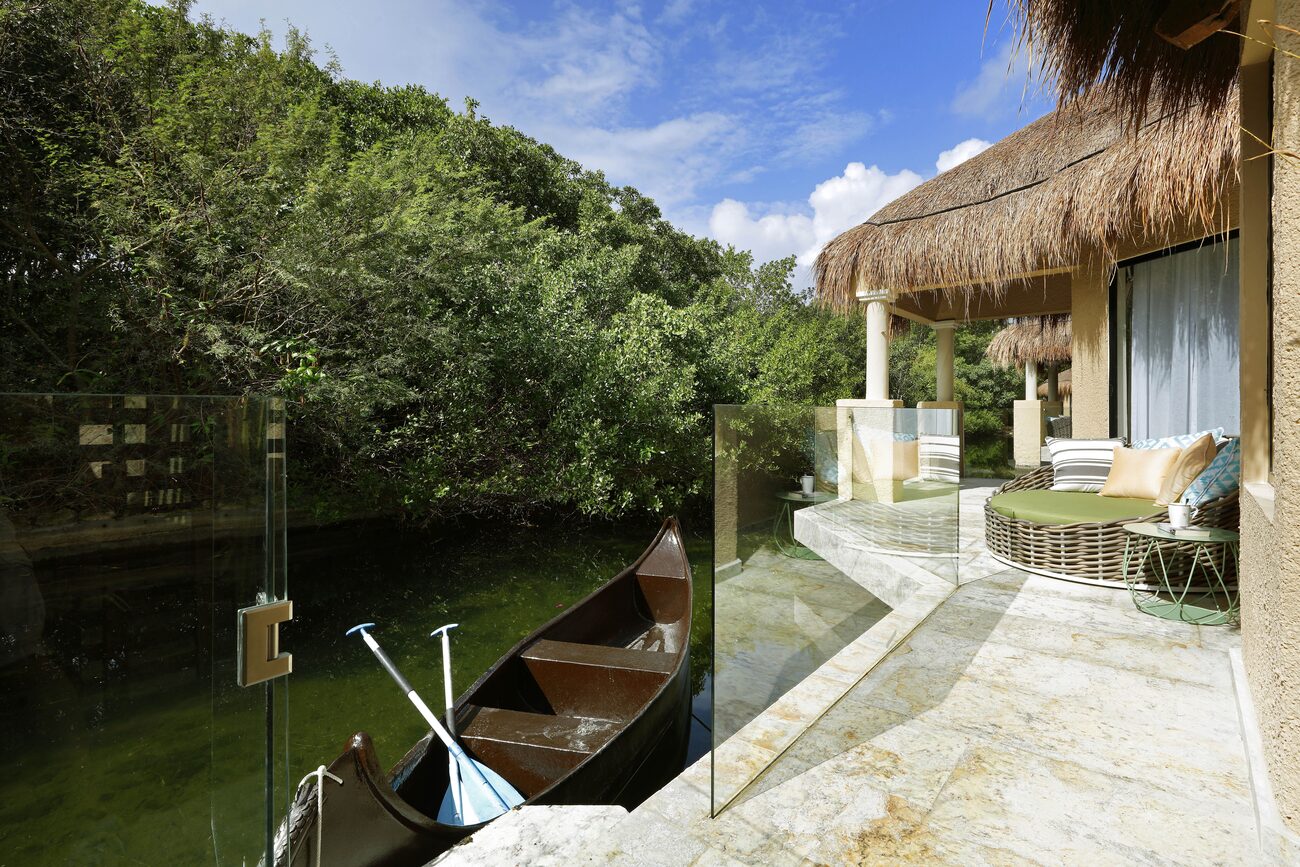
[279,518,693,867]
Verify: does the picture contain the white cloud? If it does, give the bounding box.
[935,138,992,173]
[708,199,816,268]
[781,111,875,162]
[414,2,658,124]
[951,40,1033,119]
[546,113,739,207]
[708,161,924,286]
[659,0,694,24]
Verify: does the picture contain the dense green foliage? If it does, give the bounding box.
[889,320,1022,473]
[0,0,867,522]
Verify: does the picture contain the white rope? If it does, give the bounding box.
[293,765,343,867]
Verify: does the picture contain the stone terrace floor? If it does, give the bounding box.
[437,484,1282,866]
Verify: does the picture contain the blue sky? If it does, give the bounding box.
[186,0,1053,285]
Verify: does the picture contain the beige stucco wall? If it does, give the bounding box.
[1069,265,1110,438]
[1240,0,1300,833]
[1012,400,1062,467]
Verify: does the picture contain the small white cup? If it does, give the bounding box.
[800,474,815,496]
[1168,502,1192,530]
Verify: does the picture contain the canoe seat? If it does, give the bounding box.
[460,706,621,796]
[521,639,675,721]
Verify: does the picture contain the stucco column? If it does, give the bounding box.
[1070,262,1111,438]
[864,297,891,401]
[1023,359,1038,401]
[933,320,956,402]
[1046,363,1059,403]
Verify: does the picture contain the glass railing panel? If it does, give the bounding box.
[711,403,961,815]
[0,394,284,865]
[712,404,892,813]
[841,405,961,581]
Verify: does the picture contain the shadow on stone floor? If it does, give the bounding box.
[713,534,892,751]
[724,567,1011,809]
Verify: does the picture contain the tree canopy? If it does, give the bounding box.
[0,0,868,522]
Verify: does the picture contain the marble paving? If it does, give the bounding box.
[435,483,1276,866]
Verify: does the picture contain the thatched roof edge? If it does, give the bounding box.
[985,314,1072,368]
[1000,0,1241,120]
[814,83,1239,311]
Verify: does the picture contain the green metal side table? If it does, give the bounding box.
[773,490,833,559]
[1121,522,1240,626]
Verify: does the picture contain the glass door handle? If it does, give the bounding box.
[237,600,294,686]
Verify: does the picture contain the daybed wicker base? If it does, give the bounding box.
[984,465,1239,588]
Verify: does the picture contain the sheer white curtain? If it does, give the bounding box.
[1128,237,1240,441]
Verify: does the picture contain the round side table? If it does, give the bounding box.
[1120,522,1240,626]
[773,490,833,559]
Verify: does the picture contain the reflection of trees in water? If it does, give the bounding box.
[0,510,43,668]
[0,394,277,528]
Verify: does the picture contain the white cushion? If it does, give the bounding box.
[1046,437,1125,492]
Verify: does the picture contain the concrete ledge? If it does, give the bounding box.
[713,558,742,581]
[432,805,627,865]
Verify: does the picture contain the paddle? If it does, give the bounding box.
[345,623,524,825]
[429,623,463,822]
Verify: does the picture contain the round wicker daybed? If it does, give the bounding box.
[984,464,1240,587]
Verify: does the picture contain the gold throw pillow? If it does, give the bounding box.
[1155,434,1218,506]
[1099,446,1181,500]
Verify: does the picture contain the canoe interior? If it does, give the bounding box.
[391,518,692,813]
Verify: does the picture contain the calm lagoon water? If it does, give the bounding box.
[0,520,711,866]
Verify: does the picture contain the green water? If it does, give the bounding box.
[0,521,711,866]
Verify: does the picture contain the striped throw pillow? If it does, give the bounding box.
[1179,438,1240,506]
[1046,437,1125,492]
[1131,427,1225,450]
[918,434,961,483]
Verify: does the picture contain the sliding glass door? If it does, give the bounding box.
[1115,236,1240,442]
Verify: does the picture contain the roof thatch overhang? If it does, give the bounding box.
[1002,1,1242,119]
[986,314,1073,368]
[814,83,1239,314]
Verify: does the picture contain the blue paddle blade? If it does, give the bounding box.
[436,757,524,826]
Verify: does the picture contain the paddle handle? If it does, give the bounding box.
[437,629,455,731]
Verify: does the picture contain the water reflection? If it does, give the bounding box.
[0,517,710,865]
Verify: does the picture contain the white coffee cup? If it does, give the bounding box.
[1168,502,1192,530]
[800,474,815,496]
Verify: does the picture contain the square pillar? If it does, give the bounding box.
[1070,263,1111,438]
[837,398,904,503]
[1014,399,1064,467]
[933,320,956,402]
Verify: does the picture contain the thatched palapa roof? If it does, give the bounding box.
[1002,0,1241,118]
[814,83,1238,311]
[1039,367,1072,398]
[986,315,1072,368]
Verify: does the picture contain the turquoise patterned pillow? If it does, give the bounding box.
[1179,438,1240,505]
[1132,427,1225,450]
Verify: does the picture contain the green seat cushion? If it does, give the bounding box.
[989,490,1160,525]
